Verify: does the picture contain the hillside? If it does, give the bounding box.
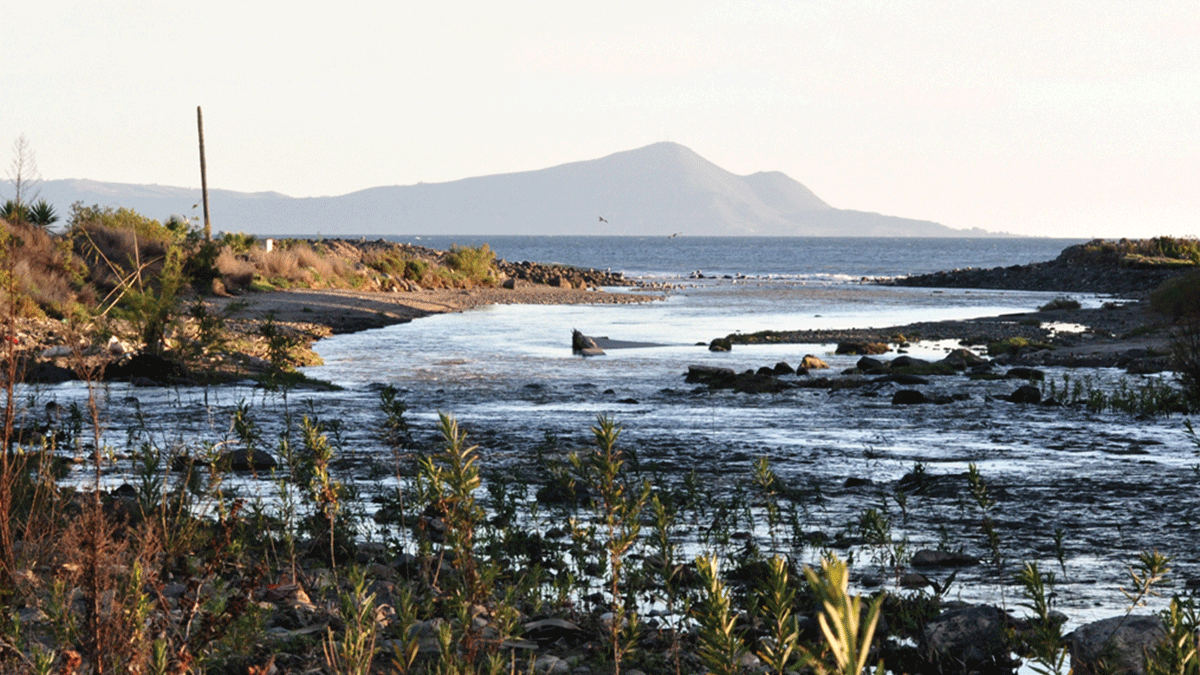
[33,142,993,237]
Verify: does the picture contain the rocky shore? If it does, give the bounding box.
[888,238,1195,296]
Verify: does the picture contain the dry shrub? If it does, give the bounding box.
[72,222,170,291]
[245,243,358,288]
[214,248,256,290]
[0,220,91,317]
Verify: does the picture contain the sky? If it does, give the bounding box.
[2,1,1197,238]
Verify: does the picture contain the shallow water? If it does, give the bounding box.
[24,239,1199,631]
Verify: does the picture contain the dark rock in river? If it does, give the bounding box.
[837,341,889,355]
[686,365,737,386]
[923,605,1014,669]
[772,361,795,375]
[572,329,605,356]
[1069,615,1165,675]
[940,348,988,370]
[709,337,732,352]
[1007,385,1043,404]
[1005,367,1045,381]
[892,390,928,405]
[857,356,886,372]
[911,549,980,567]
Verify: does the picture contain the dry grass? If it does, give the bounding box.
[244,243,360,288]
[0,219,92,318]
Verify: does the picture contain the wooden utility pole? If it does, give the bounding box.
[196,106,211,240]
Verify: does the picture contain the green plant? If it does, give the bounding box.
[797,554,884,675]
[324,567,379,675]
[572,415,650,673]
[1149,597,1200,675]
[756,556,801,675]
[444,244,496,285]
[1015,562,1068,675]
[695,554,747,675]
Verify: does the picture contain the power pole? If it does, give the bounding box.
[196,106,211,240]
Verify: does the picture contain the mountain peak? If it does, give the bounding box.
[33,145,978,237]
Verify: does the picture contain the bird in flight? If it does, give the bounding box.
[598,216,609,223]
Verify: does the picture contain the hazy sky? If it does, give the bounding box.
[3,1,1197,238]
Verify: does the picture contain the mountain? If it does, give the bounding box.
[31,142,995,237]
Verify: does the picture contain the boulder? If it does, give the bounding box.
[800,354,829,369]
[857,356,886,371]
[709,337,732,352]
[892,389,928,405]
[685,365,737,387]
[218,448,277,472]
[911,549,980,567]
[923,605,1013,668]
[1005,367,1045,381]
[891,355,931,370]
[1069,615,1165,675]
[941,348,987,370]
[772,361,795,375]
[837,341,890,355]
[572,330,604,356]
[1007,385,1043,404]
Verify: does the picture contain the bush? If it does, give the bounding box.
[0,220,91,317]
[1150,271,1200,320]
[444,244,496,285]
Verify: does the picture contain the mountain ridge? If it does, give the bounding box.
[28,142,999,237]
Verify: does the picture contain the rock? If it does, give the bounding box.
[1005,367,1045,381]
[911,549,980,567]
[1007,384,1043,404]
[941,348,987,370]
[1069,615,1165,675]
[837,341,889,355]
[532,655,569,675]
[857,356,886,371]
[709,337,732,352]
[572,330,604,356]
[892,389,928,405]
[217,448,278,472]
[923,605,1013,667]
[523,618,586,647]
[800,354,829,369]
[772,361,795,375]
[685,365,736,387]
[844,477,874,488]
[891,355,931,370]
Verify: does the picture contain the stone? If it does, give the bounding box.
[772,361,795,375]
[911,549,980,567]
[800,354,829,369]
[923,605,1012,667]
[1006,367,1045,381]
[217,448,277,472]
[1007,384,1043,404]
[857,356,886,371]
[709,337,732,352]
[837,341,889,355]
[1069,615,1165,675]
[892,389,928,405]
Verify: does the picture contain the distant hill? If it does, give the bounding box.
[30,142,997,237]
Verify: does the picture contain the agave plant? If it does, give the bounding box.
[26,199,58,227]
[0,199,29,224]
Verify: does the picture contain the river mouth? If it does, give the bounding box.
[29,280,1199,632]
